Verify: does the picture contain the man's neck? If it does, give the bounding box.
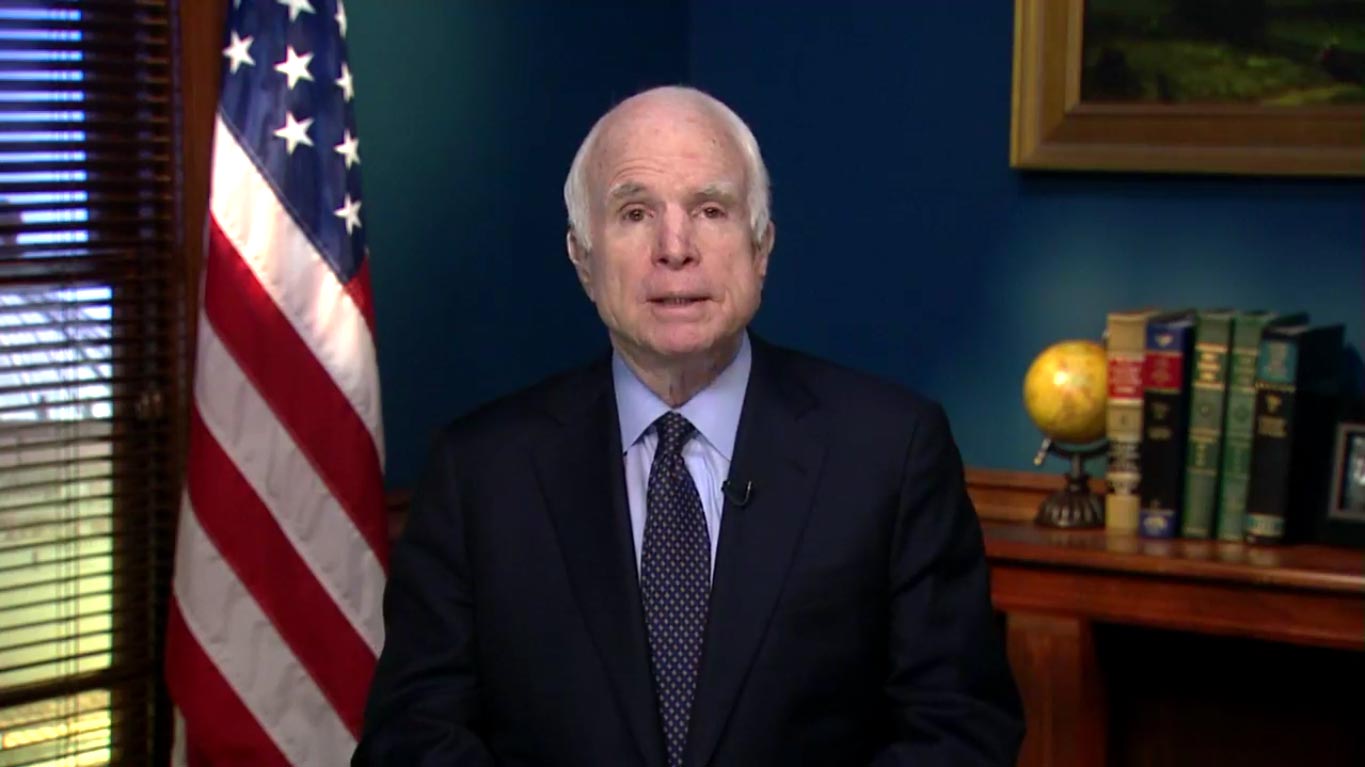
[615,335,743,408]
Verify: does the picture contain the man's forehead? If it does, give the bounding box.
[591,131,745,205]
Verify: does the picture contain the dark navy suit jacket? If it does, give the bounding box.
[355,338,1023,766]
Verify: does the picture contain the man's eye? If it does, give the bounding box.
[622,208,646,222]
[701,205,725,219]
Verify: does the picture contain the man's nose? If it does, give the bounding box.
[654,206,695,268]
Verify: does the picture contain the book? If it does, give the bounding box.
[1105,309,1157,534]
[1179,310,1234,539]
[1244,323,1344,544]
[1214,311,1309,542]
[1139,311,1196,539]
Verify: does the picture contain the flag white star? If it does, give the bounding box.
[274,46,315,90]
[277,0,315,22]
[336,62,355,102]
[222,31,254,74]
[335,194,362,234]
[335,0,348,37]
[334,130,360,169]
[273,112,314,154]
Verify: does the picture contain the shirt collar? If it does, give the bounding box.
[613,331,752,461]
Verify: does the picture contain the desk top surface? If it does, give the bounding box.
[982,521,1365,595]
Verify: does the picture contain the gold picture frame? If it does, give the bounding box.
[1010,0,1365,176]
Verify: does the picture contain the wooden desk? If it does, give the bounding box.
[983,520,1365,767]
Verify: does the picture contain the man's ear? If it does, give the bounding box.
[754,221,775,283]
[566,229,594,298]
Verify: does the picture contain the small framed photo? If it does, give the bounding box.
[1327,422,1365,526]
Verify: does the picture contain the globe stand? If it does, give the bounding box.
[1031,437,1108,529]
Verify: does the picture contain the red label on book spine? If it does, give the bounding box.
[1144,352,1185,392]
[1109,356,1143,399]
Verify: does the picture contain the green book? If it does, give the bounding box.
[1214,311,1308,542]
[1180,310,1234,539]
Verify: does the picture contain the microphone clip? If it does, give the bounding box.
[722,479,753,508]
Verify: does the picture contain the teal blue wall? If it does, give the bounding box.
[349,1,1364,488]
[347,1,689,486]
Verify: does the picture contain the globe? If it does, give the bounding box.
[1022,340,1107,445]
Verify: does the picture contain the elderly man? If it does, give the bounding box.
[355,86,1023,767]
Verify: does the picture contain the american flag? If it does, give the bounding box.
[164,0,387,764]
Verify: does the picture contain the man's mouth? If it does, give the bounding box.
[651,296,706,305]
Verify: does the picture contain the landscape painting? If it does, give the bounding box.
[1081,0,1365,106]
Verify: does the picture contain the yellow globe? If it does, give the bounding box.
[1023,340,1108,445]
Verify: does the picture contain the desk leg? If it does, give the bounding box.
[1006,611,1106,767]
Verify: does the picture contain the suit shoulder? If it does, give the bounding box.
[765,343,947,425]
[760,342,960,489]
[432,355,609,452]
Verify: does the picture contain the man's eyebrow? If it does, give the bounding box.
[607,182,650,202]
[690,184,741,204]
[606,182,741,206]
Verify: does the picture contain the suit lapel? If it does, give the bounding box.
[532,365,665,767]
[686,342,826,767]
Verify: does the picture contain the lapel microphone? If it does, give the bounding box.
[722,479,754,508]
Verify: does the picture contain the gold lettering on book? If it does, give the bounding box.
[1257,416,1287,439]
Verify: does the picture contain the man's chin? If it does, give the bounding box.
[641,330,741,364]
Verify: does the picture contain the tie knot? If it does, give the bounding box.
[653,412,697,457]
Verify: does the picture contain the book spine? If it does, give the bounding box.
[1244,337,1298,544]
[1215,318,1267,542]
[1139,323,1192,539]
[1180,314,1232,538]
[1105,313,1148,533]
[1246,325,1343,544]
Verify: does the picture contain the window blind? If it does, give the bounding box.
[0,2,186,766]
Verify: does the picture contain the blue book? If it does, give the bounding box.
[1138,311,1196,539]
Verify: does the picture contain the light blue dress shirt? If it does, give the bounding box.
[613,333,752,577]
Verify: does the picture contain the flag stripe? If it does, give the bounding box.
[209,113,384,459]
[165,605,292,767]
[204,216,388,563]
[346,255,376,331]
[187,405,375,734]
[172,503,358,765]
[170,708,187,767]
[193,315,386,653]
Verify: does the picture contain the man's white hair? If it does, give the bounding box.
[563,85,771,252]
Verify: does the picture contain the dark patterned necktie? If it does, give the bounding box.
[640,411,711,767]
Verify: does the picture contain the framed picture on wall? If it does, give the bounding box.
[1010,0,1365,176]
